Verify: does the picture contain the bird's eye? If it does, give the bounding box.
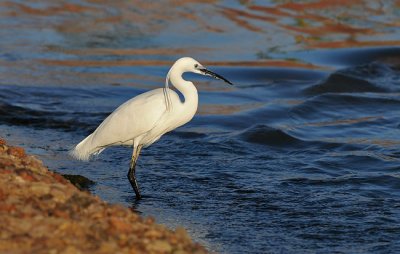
[194,64,198,68]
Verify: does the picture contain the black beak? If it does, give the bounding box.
[199,68,233,85]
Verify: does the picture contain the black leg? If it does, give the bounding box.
[127,145,142,200]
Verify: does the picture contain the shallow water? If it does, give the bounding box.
[1,1,400,253]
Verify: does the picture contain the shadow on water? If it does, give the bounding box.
[1,0,400,253]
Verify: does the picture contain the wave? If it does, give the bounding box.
[0,101,103,133]
[290,93,400,122]
[238,124,303,147]
[306,62,400,94]
[282,175,400,188]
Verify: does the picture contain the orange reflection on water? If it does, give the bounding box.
[45,47,211,57]
[279,0,363,10]
[223,0,400,50]
[303,116,383,128]
[1,0,400,87]
[7,2,97,16]
[40,58,322,70]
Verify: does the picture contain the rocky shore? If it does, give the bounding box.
[0,139,207,254]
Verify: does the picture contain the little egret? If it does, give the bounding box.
[71,57,232,199]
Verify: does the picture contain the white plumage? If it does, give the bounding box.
[70,88,185,160]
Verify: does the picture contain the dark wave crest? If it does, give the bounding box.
[239,124,302,147]
[0,101,104,133]
[306,62,400,94]
[290,93,400,122]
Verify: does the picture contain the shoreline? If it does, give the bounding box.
[0,139,207,254]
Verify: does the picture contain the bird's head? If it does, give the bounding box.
[174,57,233,85]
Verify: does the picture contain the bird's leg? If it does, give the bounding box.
[128,145,143,200]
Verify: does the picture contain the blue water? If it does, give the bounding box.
[1,1,400,253]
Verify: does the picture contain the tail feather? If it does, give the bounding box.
[70,134,103,161]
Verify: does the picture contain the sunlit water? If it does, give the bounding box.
[1,1,400,253]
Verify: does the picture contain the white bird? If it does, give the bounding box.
[70,57,232,199]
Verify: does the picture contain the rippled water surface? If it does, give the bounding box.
[1,1,400,253]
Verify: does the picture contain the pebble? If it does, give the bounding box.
[146,240,173,253]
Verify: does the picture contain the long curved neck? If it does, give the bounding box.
[169,69,198,108]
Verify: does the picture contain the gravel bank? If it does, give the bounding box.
[0,139,207,254]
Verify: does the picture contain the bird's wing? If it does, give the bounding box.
[89,88,170,148]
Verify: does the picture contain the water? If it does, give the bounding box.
[1,1,400,253]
